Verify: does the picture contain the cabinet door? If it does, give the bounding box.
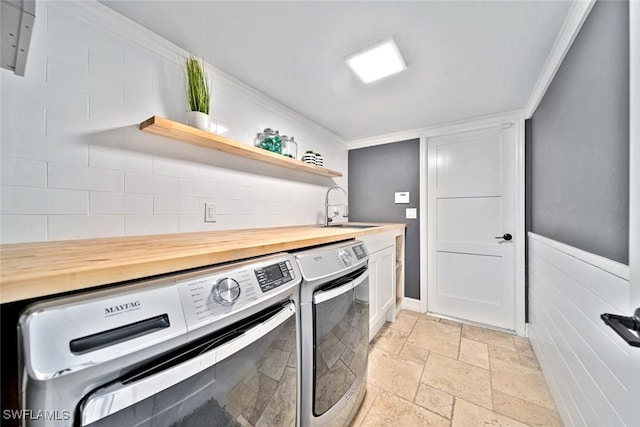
[368,246,395,341]
[368,252,380,325]
[378,246,395,315]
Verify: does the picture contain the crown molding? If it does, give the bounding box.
[54,0,347,148]
[524,0,596,119]
[347,109,526,150]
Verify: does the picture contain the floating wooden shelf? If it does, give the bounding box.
[139,116,343,178]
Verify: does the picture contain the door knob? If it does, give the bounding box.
[601,308,640,347]
[495,233,512,241]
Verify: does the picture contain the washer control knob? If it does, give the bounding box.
[212,278,241,306]
[339,249,354,266]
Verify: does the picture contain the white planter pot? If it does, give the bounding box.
[187,111,211,131]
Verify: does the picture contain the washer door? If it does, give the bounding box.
[79,302,297,427]
[312,268,369,416]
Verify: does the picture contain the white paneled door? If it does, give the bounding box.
[427,125,516,330]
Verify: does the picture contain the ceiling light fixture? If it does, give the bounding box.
[345,37,407,84]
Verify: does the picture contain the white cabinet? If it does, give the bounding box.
[360,230,404,341]
[368,245,395,340]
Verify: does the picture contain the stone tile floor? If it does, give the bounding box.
[350,310,563,427]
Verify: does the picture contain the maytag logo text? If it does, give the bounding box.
[104,301,141,317]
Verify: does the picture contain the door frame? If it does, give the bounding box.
[629,0,639,420]
[420,112,526,336]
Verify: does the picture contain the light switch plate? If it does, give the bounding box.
[406,208,417,219]
[395,192,410,204]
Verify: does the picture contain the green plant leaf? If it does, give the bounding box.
[185,55,211,114]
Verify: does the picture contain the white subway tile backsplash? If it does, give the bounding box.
[48,163,124,192]
[90,192,153,215]
[125,215,179,236]
[1,1,346,243]
[1,128,89,165]
[153,156,200,179]
[1,187,87,214]
[154,195,200,215]
[48,215,124,241]
[179,180,218,198]
[1,157,47,187]
[178,215,222,233]
[90,145,152,173]
[123,126,179,158]
[46,57,89,93]
[0,215,47,243]
[45,95,91,140]
[125,172,179,195]
[3,96,46,134]
[42,27,89,72]
[218,183,253,200]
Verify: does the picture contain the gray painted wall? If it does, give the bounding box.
[348,139,420,299]
[530,0,629,264]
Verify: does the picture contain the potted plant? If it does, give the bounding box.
[185,55,211,131]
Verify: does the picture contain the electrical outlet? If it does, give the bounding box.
[204,203,216,223]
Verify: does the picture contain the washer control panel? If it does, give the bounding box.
[211,277,241,305]
[177,254,300,334]
[255,260,295,291]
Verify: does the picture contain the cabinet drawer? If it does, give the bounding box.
[359,231,395,254]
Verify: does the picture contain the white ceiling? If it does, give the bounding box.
[101,1,572,141]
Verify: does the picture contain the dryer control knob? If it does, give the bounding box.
[339,249,354,266]
[212,278,241,306]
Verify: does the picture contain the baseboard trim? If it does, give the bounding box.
[402,297,422,313]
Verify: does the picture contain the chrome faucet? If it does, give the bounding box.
[324,185,349,226]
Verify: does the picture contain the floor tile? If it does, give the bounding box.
[389,311,419,333]
[361,391,449,427]
[351,384,381,427]
[490,358,556,409]
[492,389,563,427]
[400,309,420,318]
[399,343,430,364]
[414,383,454,419]
[462,324,516,351]
[452,399,527,427]
[518,353,541,370]
[440,318,462,328]
[421,313,442,322]
[421,353,492,409]
[370,324,409,354]
[357,320,561,427]
[488,344,521,365]
[368,348,424,401]
[406,318,461,358]
[458,338,489,369]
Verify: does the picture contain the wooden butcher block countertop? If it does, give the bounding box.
[0,223,405,304]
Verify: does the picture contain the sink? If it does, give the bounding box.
[324,224,378,229]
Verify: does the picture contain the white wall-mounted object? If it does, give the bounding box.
[405,208,417,219]
[204,203,216,223]
[1,0,35,76]
[394,191,409,204]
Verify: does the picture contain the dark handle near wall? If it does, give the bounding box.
[601,308,640,347]
[495,233,513,241]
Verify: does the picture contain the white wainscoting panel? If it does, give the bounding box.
[528,233,631,426]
